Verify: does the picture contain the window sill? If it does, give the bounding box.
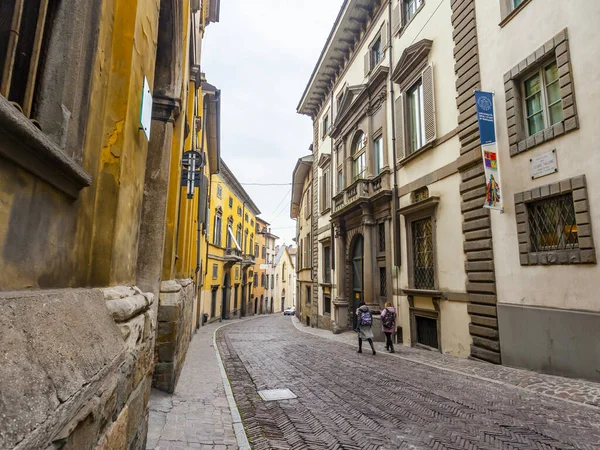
[499,0,533,28]
[520,249,596,266]
[397,141,434,167]
[510,118,579,157]
[403,288,442,298]
[320,207,331,215]
[0,95,91,198]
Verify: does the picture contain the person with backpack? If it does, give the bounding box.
[355,300,376,355]
[381,301,396,353]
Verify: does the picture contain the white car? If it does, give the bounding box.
[283,306,296,316]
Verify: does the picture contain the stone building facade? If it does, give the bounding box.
[0,0,222,448]
[295,0,599,380]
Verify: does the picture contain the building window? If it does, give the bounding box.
[403,0,424,25]
[261,273,265,287]
[213,212,222,246]
[323,245,331,284]
[226,218,233,248]
[271,274,274,288]
[412,217,434,290]
[322,114,329,138]
[373,135,384,175]
[249,236,254,254]
[262,246,266,259]
[229,197,233,208]
[212,264,218,280]
[306,286,311,304]
[237,206,242,216]
[235,267,239,279]
[378,223,386,252]
[254,273,258,287]
[324,294,331,314]
[251,219,254,227]
[352,132,367,180]
[528,194,578,252]
[282,263,286,280]
[523,61,563,136]
[511,0,524,10]
[245,213,248,222]
[255,244,259,257]
[407,79,426,154]
[371,37,382,68]
[304,187,311,218]
[504,29,577,157]
[0,0,56,118]
[337,168,343,193]
[515,175,596,266]
[379,267,387,297]
[236,225,242,248]
[217,185,223,198]
[321,167,331,212]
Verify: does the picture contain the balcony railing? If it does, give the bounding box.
[332,170,392,216]
[242,253,256,268]
[224,248,243,267]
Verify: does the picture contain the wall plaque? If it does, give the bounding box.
[530,150,558,179]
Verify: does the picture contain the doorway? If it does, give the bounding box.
[210,288,217,319]
[281,288,286,312]
[222,272,230,320]
[350,235,364,330]
[241,272,247,317]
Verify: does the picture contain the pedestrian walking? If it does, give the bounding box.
[355,300,376,355]
[381,301,396,353]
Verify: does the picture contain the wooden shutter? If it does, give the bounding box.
[392,3,401,34]
[364,52,371,78]
[422,64,436,143]
[395,94,405,161]
[380,22,389,50]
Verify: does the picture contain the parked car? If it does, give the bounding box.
[283,306,296,316]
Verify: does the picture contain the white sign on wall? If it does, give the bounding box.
[140,76,153,140]
[530,150,558,179]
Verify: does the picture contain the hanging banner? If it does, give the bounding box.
[475,91,503,211]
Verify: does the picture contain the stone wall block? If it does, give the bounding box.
[118,314,146,352]
[96,405,129,450]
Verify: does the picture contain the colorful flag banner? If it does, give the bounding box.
[475,91,503,211]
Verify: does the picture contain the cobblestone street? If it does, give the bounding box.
[217,316,600,450]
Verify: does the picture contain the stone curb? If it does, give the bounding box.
[213,317,265,450]
[290,317,600,411]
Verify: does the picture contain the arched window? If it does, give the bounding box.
[226,217,234,248]
[282,262,286,280]
[236,224,242,248]
[352,131,367,180]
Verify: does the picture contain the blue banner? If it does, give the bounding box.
[475,91,496,145]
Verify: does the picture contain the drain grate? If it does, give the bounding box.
[257,388,297,401]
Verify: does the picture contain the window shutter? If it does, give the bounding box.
[364,52,371,78]
[392,3,401,33]
[395,94,405,161]
[381,22,389,50]
[422,64,436,143]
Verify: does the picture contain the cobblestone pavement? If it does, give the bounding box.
[217,315,600,450]
[292,317,600,409]
[147,320,240,450]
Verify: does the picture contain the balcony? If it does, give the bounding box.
[224,248,243,268]
[242,253,256,268]
[332,170,392,217]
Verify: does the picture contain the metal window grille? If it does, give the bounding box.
[306,286,311,304]
[379,267,386,297]
[412,217,434,290]
[378,223,386,252]
[324,295,331,314]
[527,193,578,252]
[1,0,57,118]
[323,246,331,283]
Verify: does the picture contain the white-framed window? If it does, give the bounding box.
[371,37,383,68]
[217,185,223,199]
[511,0,524,10]
[403,0,424,25]
[374,135,384,175]
[523,61,563,136]
[407,79,426,154]
[352,132,367,180]
[322,114,330,138]
[337,168,343,193]
[213,213,222,246]
[212,264,218,279]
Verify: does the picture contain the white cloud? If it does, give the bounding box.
[202,0,343,244]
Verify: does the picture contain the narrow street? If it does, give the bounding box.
[216,316,600,450]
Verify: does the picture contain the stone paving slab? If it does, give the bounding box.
[292,317,600,409]
[217,315,600,450]
[147,319,249,450]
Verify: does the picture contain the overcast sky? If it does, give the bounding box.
[202,0,343,246]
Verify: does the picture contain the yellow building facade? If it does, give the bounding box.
[0,0,221,447]
[201,160,262,321]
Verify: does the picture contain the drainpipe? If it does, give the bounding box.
[388,1,401,269]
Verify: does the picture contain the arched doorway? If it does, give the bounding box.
[260,294,264,314]
[281,288,286,312]
[222,272,230,320]
[351,234,364,329]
